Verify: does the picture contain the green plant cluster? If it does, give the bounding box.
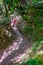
[0,17,17,50]
[12,58,41,65]
[18,0,43,53]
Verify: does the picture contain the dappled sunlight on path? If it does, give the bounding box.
[0,16,31,65]
[0,35,23,63]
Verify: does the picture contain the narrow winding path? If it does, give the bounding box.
[0,26,31,65]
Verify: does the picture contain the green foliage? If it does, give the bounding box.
[19,1,43,53]
[12,59,41,65]
[2,0,19,16]
[0,26,16,50]
[35,54,43,65]
[26,59,41,65]
[0,0,43,64]
[32,0,43,4]
[0,17,10,27]
[0,17,16,50]
[0,5,3,14]
[35,10,43,17]
[12,54,43,65]
[32,41,41,54]
[20,9,43,41]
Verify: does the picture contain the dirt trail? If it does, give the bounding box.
[0,23,32,65]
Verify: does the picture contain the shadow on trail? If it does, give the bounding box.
[0,38,31,65]
[0,26,32,65]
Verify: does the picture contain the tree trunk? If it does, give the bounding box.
[3,0,9,16]
[8,0,12,10]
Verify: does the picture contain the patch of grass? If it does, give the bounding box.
[35,54,43,65]
[12,58,41,65]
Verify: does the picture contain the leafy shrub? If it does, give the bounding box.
[0,27,16,50]
[0,4,3,14]
[12,59,41,65]
[0,17,17,50]
[35,54,43,65]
